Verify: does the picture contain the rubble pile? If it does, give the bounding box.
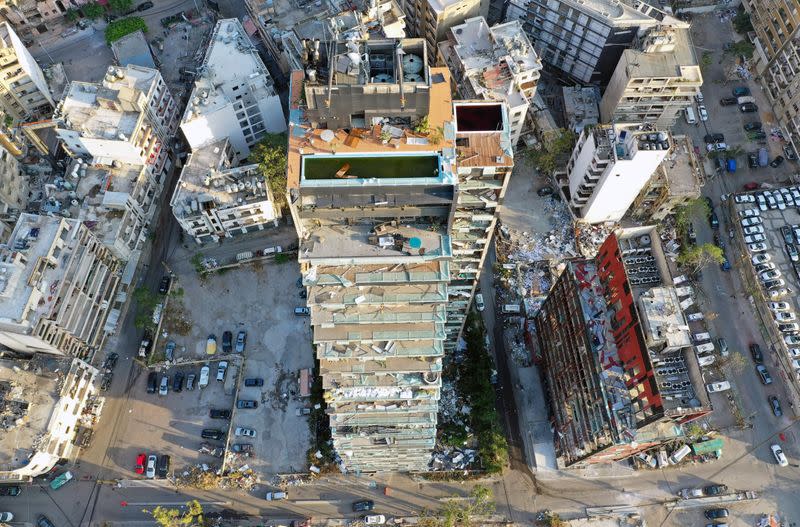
[429,446,477,471]
[500,199,576,262]
[576,222,617,257]
[0,381,28,431]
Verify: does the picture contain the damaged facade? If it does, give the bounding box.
[287,37,512,471]
[0,21,54,121]
[533,227,711,467]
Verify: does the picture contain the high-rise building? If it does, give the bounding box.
[533,227,711,468]
[54,65,178,178]
[180,19,286,164]
[170,139,280,244]
[398,0,489,62]
[744,0,800,157]
[505,0,670,84]
[0,0,70,43]
[287,37,513,471]
[599,24,702,128]
[557,125,671,223]
[0,214,123,358]
[0,142,25,240]
[438,16,542,146]
[0,21,54,121]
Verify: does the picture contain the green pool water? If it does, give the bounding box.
[304,155,439,180]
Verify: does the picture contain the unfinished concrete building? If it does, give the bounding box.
[0,214,122,359]
[0,21,54,121]
[533,227,711,467]
[287,37,512,471]
[0,142,25,241]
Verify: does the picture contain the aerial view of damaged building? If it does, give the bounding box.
[287,36,513,471]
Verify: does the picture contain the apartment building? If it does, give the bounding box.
[600,24,702,128]
[399,0,488,62]
[744,0,800,156]
[288,37,512,471]
[0,142,25,240]
[438,16,542,146]
[0,214,122,358]
[0,0,71,43]
[562,86,599,133]
[171,138,279,244]
[0,21,54,121]
[533,227,711,467]
[180,19,285,164]
[505,0,669,84]
[557,126,670,224]
[54,65,178,178]
[629,134,702,221]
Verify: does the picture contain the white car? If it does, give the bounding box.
[775,311,797,322]
[741,216,762,227]
[363,515,387,525]
[697,354,716,367]
[735,194,756,203]
[786,334,800,345]
[706,381,731,393]
[769,288,790,299]
[748,242,768,252]
[739,208,760,218]
[234,427,256,437]
[752,253,771,264]
[769,301,791,311]
[265,492,288,501]
[760,269,782,281]
[0,513,13,522]
[771,444,789,467]
[198,365,210,388]
[696,91,704,103]
[745,233,766,244]
[778,322,799,332]
[216,360,228,382]
[475,293,485,312]
[755,262,776,273]
[698,105,708,121]
[146,455,157,479]
[743,225,765,235]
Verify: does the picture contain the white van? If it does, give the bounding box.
[696,342,715,354]
[693,332,711,343]
[687,312,705,322]
[684,107,697,125]
[669,444,692,465]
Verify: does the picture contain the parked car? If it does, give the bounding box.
[147,371,158,393]
[752,253,771,264]
[158,275,171,294]
[698,105,708,121]
[733,86,751,97]
[718,337,729,357]
[768,288,790,299]
[135,453,146,474]
[199,365,210,388]
[235,427,256,437]
[787,243,799,262]
[772,444,789,467]
[771,155,786,168]
[364,515,387,525]
[0,513,13,522]
[537,186,554,197]
[774,311,797,322]
[222,331,233,353]
[146,455,157,478]
[37,516,56,527]
[703,484,728,496]
[201,429,225,440]
[244,377,264,387]
[748,242,768,252]
[778,323,800,333]
[353,500,375,512]
[157,455,170,478]
[740,102,758,112]
[102,352,119,371]
[763,279,786,289]
[739,208,760,217]
[206,334,217,355]
[741,216,762,227]
[0,486,21,496]
[237,399,258,409]
[769,301,790,311]
[757,364,774,385]
[750,343,764,362]
[786,335,800,345]
[744,122,762,131]
[209,409,231,419]
[744,233,766,244]
[705,509,730,520]
[769,396,783,417]
[756,262,776,273]
[232,443,253,453]
[159,375,168,396]
[294,306,310,316]
[186,373,196,390]
[744,224,764,235]
[736,192,756,202]
[235,330,247,353]
[760,269,781,281]
[172,371,184,392]
[137,1,154,11]
[720,97,738,105]
[165,340,176,362]
[266,492,288,500]
[706,381,731,393]
[100,373,112,391]
[216,361,228,382]
[475,293,485,311]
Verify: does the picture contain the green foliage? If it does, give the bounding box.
[190,253,205,275]
[105,17,147,43]
[274,252,290,264]
[414,115,431,134]
[133,286,160,331]
[677,243,725,273]
[108,0,133,12]
[65,8,80,21]
[457,312,509,474]
[82,2,105,19]
[146,500,204,527]
[527,128,576,176]
[419,486,496,527]
[251,133,288,206]
[674,198,709,238]
[725,40,755,59]
[700,51,713,70]
[3,114,13,127]
[684,423,704,439]
[733,9,753,34]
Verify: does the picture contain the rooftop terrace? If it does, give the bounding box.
[302,153,441,181]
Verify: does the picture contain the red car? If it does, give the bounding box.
[135,453,146,474]
[744,182,759,191]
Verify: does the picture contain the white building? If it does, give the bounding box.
[180,19,286,163]
[559,126,670,223]
[171,139,279,244]
[0,358,99,481]
[0,214,122,358]
[54,65,178,178]
[0,143,26,240]
[438,17,541,146]
[399,0,488,62]
[0,21,54,121]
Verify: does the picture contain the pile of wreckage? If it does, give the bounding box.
[0,381,28,432]
[429,446,478,471]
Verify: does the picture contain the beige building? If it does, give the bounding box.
[399,0,488,62]
[171,139,280,244]
[0,21,54,121]
[54,65,178,178]
[599,24,702,128]
[0,214,122,358]
[0,142,25,240]
[744,0,800,156]
[438,16,541,146]
[629,135,703,221]
[0,0,72,43]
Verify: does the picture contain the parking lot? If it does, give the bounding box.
[109,237,313,479]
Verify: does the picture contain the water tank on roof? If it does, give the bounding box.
[372,74,392,83]
[402,54,423,74]
[639,234,652,246]
[404,73,423,82]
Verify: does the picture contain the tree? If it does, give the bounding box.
[108,0,133,12]
[82,2,105,19]
[146,500,204,527]
[674,198,710,238]
[419,486,496,527]
[527,128,576,176]
[677,243,725,274]
[133,286,161,330]
[105,16,147,43]
[251,133,288,206]
[700,51,713,70]
[65,8,80,21]
[733,9,753,34]
[725,40,755,59]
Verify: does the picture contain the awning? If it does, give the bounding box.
[691,438,724,454]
